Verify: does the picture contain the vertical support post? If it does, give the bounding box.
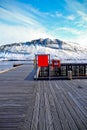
[49,54,50,80]
[84,65,86,76]
[36,55,37,80]
[36,54,38,80]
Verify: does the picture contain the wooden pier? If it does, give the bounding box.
[0,65,87,130]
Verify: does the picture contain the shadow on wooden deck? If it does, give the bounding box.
[25,68,36,81]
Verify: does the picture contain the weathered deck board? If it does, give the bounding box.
[44,82,54,130]
[45,81,62,130]
[31,81,40,130]
[0,65,87,130]
[58,80,87,130]
[54,82,78,130]
[38,81,46,130]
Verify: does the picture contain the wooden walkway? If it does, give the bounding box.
[0,65,87,130]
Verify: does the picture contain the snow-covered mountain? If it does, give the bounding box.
[0,38,87,63]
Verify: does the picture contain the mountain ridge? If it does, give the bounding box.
[0,38,87,62]
[0,38,87,51]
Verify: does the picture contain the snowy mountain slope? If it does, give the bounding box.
[0,38,87,62]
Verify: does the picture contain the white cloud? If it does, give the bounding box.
[77,10,87,21]
[55,11,62,17]
[47,11,63,18]
[75,20,84,27]
[0,0,87,46]
[0,23,54,45]
[57,27,81,35]
[0,0,50,23]
[0,5,45,27]
[65,0,86,12]
[0,2,55,45]
[75,34,87,45]
[66,15,75,20]
[53,26,87,45]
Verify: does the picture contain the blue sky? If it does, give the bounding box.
[0,0,87,45]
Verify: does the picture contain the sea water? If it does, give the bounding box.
[0,61,14,71]
[0,60,32,72]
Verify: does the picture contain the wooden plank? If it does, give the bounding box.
[0,65,37,130]
[68,92,87,117]
[49,81,70,130]
[0,64,87,130]
[70,79,87,97]
[0,128,17,130]
[44,81,54,130]
[55,81,78,130]
[59,80,87,130]
[45,81,62,130]
[38,81,46,130]
[64,80,87,121]
[31,81,40,130]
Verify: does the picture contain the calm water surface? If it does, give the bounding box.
[0,61,33,72]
